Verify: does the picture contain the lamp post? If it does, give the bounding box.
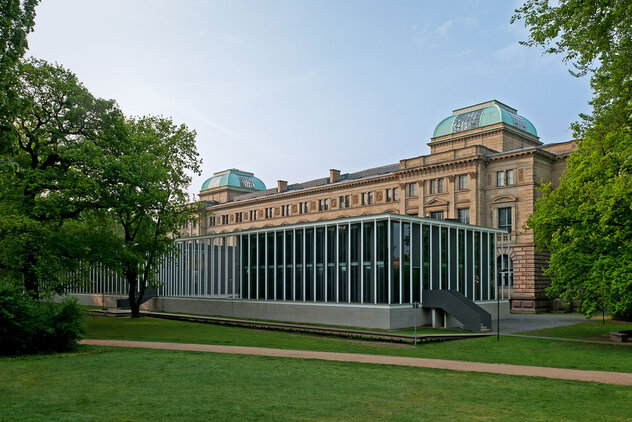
[412,302,420,345]
[101,271,106,311]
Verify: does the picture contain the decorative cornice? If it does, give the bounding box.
[208,172,398,211]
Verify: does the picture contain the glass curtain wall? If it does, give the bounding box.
[70,214,510,304]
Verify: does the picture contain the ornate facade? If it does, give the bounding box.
[186,100,576,312]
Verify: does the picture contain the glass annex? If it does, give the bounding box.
[77,214,511,306]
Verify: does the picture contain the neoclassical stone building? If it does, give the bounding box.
[186,100,575,313]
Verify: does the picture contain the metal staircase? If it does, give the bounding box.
[422,290,491,333]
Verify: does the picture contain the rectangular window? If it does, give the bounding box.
[324,199,329,210]
[209,216,215,226]
[430,178,444,194]
[499,207,512,233]
[457,208,470,224]
[458,174,468,190]
[368,192,374,205]
[430,211,444,220]
[408,183,417,197]
[393,187,399,201]
[339,195,349,209]
[506,169,514,185]
[497,171,505,187]
[386,189,392,202]
[361,193,366,205]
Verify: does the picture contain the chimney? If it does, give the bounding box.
[329,169,340,184]
[277,180,288,193]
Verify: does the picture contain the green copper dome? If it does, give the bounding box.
[432,100,537,139]
[201,169,266,191]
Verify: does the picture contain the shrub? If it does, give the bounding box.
[0,284,85,355]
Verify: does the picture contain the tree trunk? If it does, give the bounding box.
[126,266,142,318]
[23,264,39,299]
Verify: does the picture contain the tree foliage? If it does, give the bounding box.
[0,58,123,295]
[1,0,39,153]
[94,116,202,317]
[515,1,632,320]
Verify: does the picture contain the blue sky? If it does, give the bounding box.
[27,0,592,195]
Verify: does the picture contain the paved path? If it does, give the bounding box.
[492,313,593,334]
[80,339,632,386]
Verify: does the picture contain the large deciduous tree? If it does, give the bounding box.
[514,1,632,320]
[1,0,39,152]
[96,116,202,317]
[0,58,123,295]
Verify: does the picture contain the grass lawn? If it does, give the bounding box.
[1,347,631,421]
[85,317,632,373]
[520,319,632,340]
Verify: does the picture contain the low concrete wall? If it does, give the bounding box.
[478,301,511,321]
[68,294,509,330]
[153,297,433,330]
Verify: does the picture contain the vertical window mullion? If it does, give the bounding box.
[387,216,391,304]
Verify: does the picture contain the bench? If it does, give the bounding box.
[609,330,632,343]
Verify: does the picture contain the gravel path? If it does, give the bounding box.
[80,339,632,386]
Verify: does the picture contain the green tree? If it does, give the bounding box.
[95,116,202,317]
[514,1,632,320]
[0,58,123,296]
[1,0,39,153]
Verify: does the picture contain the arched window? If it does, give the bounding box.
[497,254,513,286]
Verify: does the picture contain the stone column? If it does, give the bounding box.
[448,175,456,219]
[418,180,425,217]
[468,171,478,225]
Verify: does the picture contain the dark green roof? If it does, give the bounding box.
[201,169,266,191]
[433,100,538,139]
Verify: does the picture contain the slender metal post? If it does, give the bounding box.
[360,221,363,304]
[409,222,413,304]
[239,236,243,299]
[456,228,459,293]
[387,216,391,304]
[303,227,306,301]
[314,226,317,302]
[325,226,328,302]
[448,227,451,291]
[507,233,511,300]
[336,223,339,302]
[292,229,296,301]
[347,222,351,303]
[283,230,287,301]
[420,223,423,303]
[274,230,277,300]
[479,230,483,301]
[399,219,403,304]
[429,223,433,291]
[439,224,442,290]
[232,235,236,298]
[373,219,377,305]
